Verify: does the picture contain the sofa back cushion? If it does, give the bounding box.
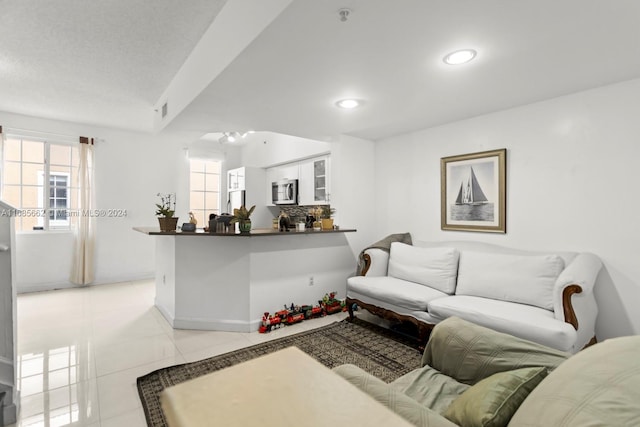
[388,243,459,294]
[455,251,564,310]
[508,335,640,426]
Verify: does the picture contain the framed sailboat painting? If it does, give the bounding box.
[441,148,506,233]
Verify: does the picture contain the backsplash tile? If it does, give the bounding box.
[277,205,329,223]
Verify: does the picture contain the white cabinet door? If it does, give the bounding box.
[227,167,245,191]
[312,156,330,205]
[267,164,299,182]
[298,160,315,205]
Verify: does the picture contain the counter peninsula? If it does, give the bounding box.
[134,227,357,332]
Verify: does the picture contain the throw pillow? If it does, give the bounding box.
[455,251,564,310]
[443,367,548,427]
[388,243,459,294]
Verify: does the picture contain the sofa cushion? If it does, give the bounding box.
[444,367,548,427]
[391,365,470,415]
[347,275,449,311]
[456,251,564,310]
[427,296,577,352]
[422,317,569,387]
[508,335,640,426]
[388,243,459,294]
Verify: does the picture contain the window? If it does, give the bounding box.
[38,172,71,227]
[1,135,79,231]
[189,159,221,226]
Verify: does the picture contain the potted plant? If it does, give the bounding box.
[230,205,255,233]
[156,193,178,232]
[319,205,335,231]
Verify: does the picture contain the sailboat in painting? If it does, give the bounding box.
[455,167,488,205]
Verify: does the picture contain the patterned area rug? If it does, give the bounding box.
[137,318,422,427]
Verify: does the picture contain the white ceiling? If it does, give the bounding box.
[0,0,227,131]
[3,1,640,141]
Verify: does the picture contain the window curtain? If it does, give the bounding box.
[70,137,95,285]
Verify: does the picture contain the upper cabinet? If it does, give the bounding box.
[313,157,330,204]
[299,156,331,205]
[271,155,330,206]
[268,163,299,182]
[227,167,246,191]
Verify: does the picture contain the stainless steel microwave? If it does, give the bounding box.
[272,179,298,205]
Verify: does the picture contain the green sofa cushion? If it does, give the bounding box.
[423,317,568,385]
[391,365,470,414]
[443,367,547,427]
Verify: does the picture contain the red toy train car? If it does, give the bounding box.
[259,294,345,333]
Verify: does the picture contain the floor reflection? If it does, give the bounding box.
[17,344,97,427]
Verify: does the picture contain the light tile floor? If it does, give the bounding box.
[9,279,348,427]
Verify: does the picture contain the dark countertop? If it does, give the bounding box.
[133,227,356,237]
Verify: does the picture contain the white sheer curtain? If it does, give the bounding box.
[70,137,95,285]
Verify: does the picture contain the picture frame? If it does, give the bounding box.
[441,148,506,233]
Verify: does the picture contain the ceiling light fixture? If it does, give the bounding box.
[338,8,351,22]
[443,49,477,65]
[336,99,361,109]
[218,131,251,144]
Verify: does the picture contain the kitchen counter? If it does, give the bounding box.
[133,227,356,236]
[135,226,357,332]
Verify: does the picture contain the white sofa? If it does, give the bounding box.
[346,241,603,353]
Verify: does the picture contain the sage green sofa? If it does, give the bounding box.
[334,316,640,427]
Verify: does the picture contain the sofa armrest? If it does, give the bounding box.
[362,248,390,276]
[552,252,602,329]
[333,364,458,427]
[422,317,569,385]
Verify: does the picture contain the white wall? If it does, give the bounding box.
[375,78,640,340]
[239,132,331,168]
[0,111,192,292]
[330,135,378,262]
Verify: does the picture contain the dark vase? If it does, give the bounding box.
[239,220,252,233]
[279,215,291,232]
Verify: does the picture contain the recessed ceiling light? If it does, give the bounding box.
[336,99,361,109]
[443,49,477,65]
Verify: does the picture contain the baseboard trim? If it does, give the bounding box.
[17,272,154,294]
[154,303,260,332]
[172,317,260,333]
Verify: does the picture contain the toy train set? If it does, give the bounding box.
[259,292,347,333]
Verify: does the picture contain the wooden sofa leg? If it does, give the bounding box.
[417,323,431,352]
[346,298,355,321]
